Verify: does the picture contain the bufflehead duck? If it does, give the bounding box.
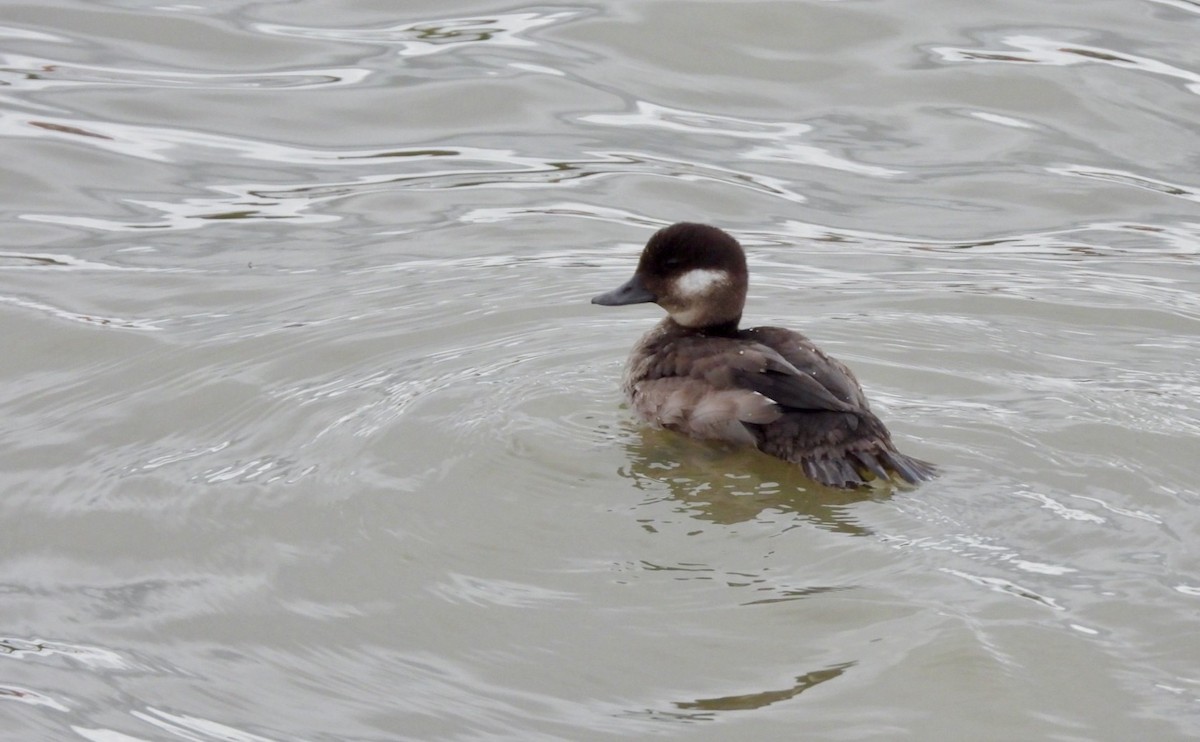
[592,222,935,489]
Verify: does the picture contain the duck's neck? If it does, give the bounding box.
[665,316,741,338]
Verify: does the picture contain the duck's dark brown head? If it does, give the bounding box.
[591,222,748,330]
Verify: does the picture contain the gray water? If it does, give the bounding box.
[3,1,1200,739]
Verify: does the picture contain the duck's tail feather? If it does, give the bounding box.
[878,449,937,485]
[801,448,936,489]
[853,450,891,481]
[803,457,856,489]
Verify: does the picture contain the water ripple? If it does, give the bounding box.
[0,23,66,43]
[257,148,806,206]
[1,637,133,671]
[0,52,369,91]
[0,250,160,271]
[0,294,163,330]
[932,34,1200,94]
[582,101,903,178]
[431,573,580,608]
[1047,165,1200,203]
[255,8,586,58]
[747,218,1200,259]
[1148,0,1200,14]
[0,684,69,712]
[130,707,282,742]
[0,109,415,165]
[21,146,807,231]
[940,568,1065,611]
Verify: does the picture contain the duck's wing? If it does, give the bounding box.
[739,326,870,410]
[641,334,857,414]
[725,351,858,413]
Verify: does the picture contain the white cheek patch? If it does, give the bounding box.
[674,269,728,298]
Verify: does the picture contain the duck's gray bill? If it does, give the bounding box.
[591,274,656,306]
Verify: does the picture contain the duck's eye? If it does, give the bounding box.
[663,257,681,268]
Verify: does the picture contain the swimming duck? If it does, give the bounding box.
[592,222,935,489]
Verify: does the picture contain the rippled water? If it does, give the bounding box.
[3,0,1200,739]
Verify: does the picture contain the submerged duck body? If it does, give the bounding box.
[592,222,934,489]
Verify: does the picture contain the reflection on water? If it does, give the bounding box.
[674,661,856,713]
[619,426,886,536]
[628,661,856,723]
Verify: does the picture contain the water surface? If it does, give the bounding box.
[2,1,1200,739]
